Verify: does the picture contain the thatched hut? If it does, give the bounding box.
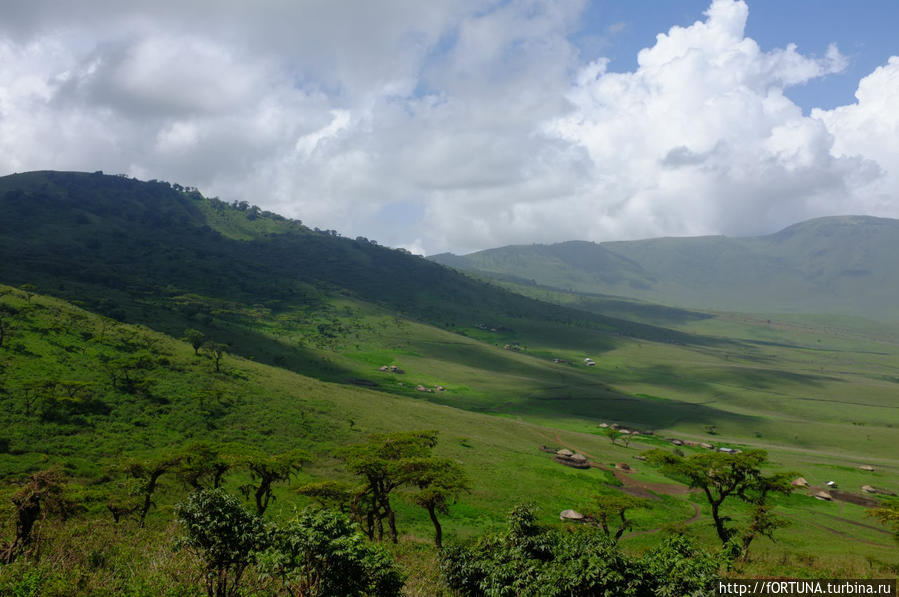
[554,449,591,469]
[791,477,809,488]
[814,491,833,501]
[559,509,586,522]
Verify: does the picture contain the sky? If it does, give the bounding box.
[1,0,897,255]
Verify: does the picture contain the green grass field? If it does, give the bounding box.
[1,282,897,594]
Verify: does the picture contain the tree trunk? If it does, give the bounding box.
[213,465,227,489]
[139,470,163,528]
[427,504,443,548]
[255,482,269,515]
[614,510,628,543]
[387,507,398,544]
[709,499,729,545]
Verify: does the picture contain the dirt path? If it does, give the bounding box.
[547,431,690,497]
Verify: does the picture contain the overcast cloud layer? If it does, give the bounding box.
[1,0,897,254]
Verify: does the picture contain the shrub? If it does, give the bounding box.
[440,504,721,597]
[257,508,404,597]
[174,489,267,597]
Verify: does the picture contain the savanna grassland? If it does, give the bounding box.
[0,172,897,595]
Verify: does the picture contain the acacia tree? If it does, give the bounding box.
[239,449,309,515]
[20,381,45,417]
[19,284,35,303]
[183,328,206,355]
[605,428,622,446]
[0,303,13,349]
[125,454,184,527]
[584,495,648,544]
[98,352,155,394]
[203,341,228,373]
[341,430,438,543]
[646,449,794,555]
[178,441,232,491]
[296,480,356,514]
[403,457,469,548]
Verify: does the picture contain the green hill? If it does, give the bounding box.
[2,172,899,592]
[429,216,899,319]
[0,170,708,380]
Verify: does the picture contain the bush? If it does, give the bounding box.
[174,489,267,597]
[440,504,721,597]
[641,534,721,597]
[257,508,404,597]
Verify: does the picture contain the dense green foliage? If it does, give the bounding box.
[868,501,899,545]
[258,508,404,597]
[175,489,267,597]
[440,504,721,596]
[175,490,404,597]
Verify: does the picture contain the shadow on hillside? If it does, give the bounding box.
[586,363,839,399]
[573,297,715,326]
[517,383,758,429]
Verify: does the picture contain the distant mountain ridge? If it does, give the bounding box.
[429,216,899,319]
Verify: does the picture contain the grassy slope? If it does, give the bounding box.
[2,287,897,592]
[0,286,699,591]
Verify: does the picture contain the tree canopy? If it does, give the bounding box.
[646,448,795,557]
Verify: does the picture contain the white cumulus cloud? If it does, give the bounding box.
[0,0,896,254]
[544,0,876,242]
